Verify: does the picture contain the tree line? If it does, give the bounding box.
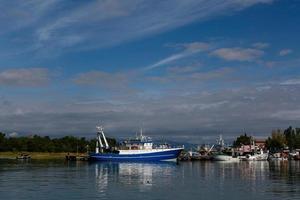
[233,126,300,152]
[0,133,116,153]
[266,126,300,151]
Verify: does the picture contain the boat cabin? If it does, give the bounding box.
[121,134,153,150]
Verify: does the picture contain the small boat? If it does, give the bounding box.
[89,126,183,162]
[240,149,268,161]
[212,153,240,162]
[268,153,288,161]
[188,151,212,161]
[292,154,300,160]
[188,144,214,161]
[211,135,239,162]
[16,153,31,160]
[289,151,300,160]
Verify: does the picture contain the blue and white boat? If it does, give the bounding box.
[89,126,183,162]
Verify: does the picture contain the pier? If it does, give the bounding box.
[65,153,89,161]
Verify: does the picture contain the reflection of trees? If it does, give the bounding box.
[268,161,300,183]
[267,161,300,197]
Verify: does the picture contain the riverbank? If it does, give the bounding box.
[0,152,80,160]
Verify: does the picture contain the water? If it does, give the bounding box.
[0,160,299,200]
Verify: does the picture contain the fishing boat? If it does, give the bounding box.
[89,126,183,162]
[188,144,214,161]
[211,135,240,162]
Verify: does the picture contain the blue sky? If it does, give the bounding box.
[0,0,300,142]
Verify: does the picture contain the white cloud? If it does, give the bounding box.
[72,70,135,94]
[0,0,273,56]
[167,64,201,74]
[188,67,233,81]
[184,42,211,52]
[280,79,300,85]
[252,42,269,49]
[211,47,264,62]
[145,42,211,70]
[167,42,211,52]
[279,49,293,56]
[145,51,196,70]
[0,0,60,35]
[263,58,300,68]
[147,67,234,83]
[256,86,271,91]
[0,68,49,87]
[271,110,300,120]
[2,81,299,139]
[174,101,229,112]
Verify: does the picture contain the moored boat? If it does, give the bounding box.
[188,151,213,161]
[268,153,288,161]
[89,126,183,162]
[240,149,268,161]
[16,153,31,160]
[212,154,240,162]
[211,135,240,162]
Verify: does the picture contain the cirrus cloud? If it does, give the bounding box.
[0,0,274,57]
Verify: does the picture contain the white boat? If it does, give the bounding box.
[241,149,268,161]
[213,154,240,162]
[212,135,240,162]
[16,153,31,160]
[268,153,288,161]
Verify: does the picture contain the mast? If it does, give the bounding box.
[101,128,109,149]
[95,139,99,153]
[217,134,224,147]
[96,126,109,151]
[140,127,143,141]
[96,126,104,153]
[98,131,103,148]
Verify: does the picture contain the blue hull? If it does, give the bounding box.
[89,148,183,162]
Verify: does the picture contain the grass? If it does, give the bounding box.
[0,152,87,160]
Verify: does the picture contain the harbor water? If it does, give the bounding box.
[0,160,299,200]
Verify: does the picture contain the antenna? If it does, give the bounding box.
[140,127,143,137]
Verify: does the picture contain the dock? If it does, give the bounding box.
[65,154,89,161]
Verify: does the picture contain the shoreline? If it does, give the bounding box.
[0,152,87,160]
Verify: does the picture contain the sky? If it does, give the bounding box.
[0,0,300,142]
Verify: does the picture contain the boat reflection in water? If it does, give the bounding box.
[94,162,177,194]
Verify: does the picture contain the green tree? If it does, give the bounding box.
[233,133,252,147]
[284,126,300,150]
[0,132,117,153]
[266,129,286,151]
[0,132,6,151]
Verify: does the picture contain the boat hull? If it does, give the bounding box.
[213,154,240,162]
[240,153,268,161]
[89,148,183,162]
